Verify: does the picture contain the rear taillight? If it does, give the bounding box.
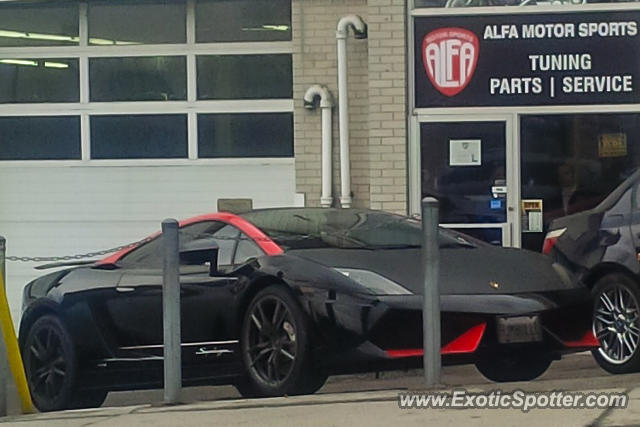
[542,228,566,255]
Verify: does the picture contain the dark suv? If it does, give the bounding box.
[544,169,640,374]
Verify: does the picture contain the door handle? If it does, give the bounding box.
[116,286,135,293]
[599,229,621,246]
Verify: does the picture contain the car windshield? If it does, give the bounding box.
[241,208,478,250]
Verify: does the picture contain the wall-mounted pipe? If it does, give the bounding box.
[304,85,334,208]
[336,15,367,209]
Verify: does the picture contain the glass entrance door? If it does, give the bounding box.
[417,118,517,246]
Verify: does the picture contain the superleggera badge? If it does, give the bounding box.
[422,27,479,97]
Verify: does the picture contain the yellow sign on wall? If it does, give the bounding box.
[598,133,627,158]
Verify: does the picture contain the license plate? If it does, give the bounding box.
[497,315,543,344]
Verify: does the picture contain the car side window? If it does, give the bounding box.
[210,224,240,267]
[118,235,164,267]
[234,233,264,266]
[119,220,240,268]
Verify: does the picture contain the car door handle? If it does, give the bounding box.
[116,286,135,293]
[599,229,621,246]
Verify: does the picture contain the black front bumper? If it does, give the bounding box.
[310,288,596,373]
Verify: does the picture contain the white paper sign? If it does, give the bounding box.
[449,139,481,166]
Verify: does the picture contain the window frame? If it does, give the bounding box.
[0,0,293,164]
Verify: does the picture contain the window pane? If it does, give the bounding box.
[421,121,506,224]
[234,234,263,265]
[0,116,80,160]
[198,113,293,158]
[121,221,225,267]
[520,113,640,251]
[90,57,186,101]
[414,0,639,7]
[0,58,79,103]
[197,55,292,100]
[91,114,187,159]
[211,225,239,266]
[0,2,78,47]
[196,0,291,42]
[88,0,186,45]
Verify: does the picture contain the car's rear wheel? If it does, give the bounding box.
[592,273,640,374]
[475,356,551,382]
[237,285,327,397]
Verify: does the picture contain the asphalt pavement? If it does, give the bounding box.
[2,353,640,426]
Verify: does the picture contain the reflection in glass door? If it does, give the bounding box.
[420,120,513,246]
[521,113,640,252]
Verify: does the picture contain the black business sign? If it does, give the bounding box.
[414,11,640,107]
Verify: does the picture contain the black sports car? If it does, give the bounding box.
[544,169,640,374]
[19,208,597,411]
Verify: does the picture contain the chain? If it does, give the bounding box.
[4,234,274,263]
[5,237,153,263]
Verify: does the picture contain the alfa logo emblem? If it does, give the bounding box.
[422,27,479,97]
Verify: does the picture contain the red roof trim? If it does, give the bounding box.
[386,323,487,359]
[96,212,283,266]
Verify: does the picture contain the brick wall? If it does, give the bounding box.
[292,0,407,213]
[367,0,407,213]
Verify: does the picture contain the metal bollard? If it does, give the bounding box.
[0,236,6,415]
[162,220,181,404]
[421,198,441,387]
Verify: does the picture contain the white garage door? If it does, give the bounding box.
[0,160,297,326]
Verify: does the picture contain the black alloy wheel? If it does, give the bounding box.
[592,274,640,374]
[23,315,75,411]
[238,285,327,397]
[23,315,108,411]
[247,294,297,384]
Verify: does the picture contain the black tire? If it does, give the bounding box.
[69,390,108,409]
[237,285,327,397]
[475,357,551,382]
[591,273,640,374]
[22,315,78,412]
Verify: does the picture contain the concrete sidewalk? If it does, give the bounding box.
[2,386,639,427]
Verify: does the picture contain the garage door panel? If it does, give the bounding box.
[0,161,296,326]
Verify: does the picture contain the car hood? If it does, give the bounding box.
[287,245,576,295]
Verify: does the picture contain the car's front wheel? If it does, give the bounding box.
[237,285,327,397]
[23,315,77,411]
[592,273,640,374]
[475,356,551,382]
[22,314,108,411]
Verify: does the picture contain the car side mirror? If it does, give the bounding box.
[179,238,219,276]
